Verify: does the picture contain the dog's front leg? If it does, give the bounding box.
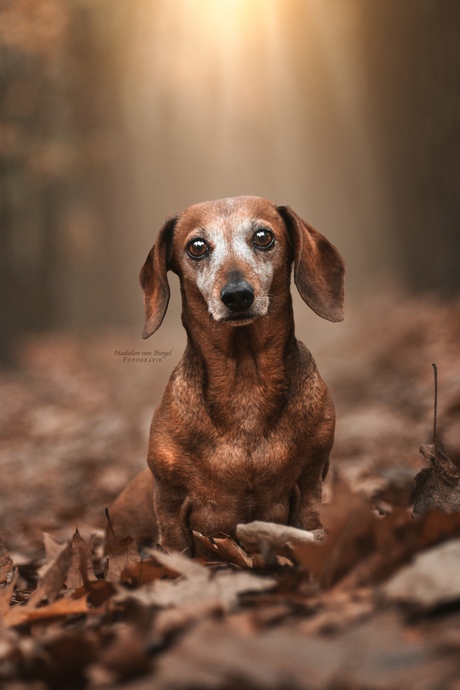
[290,455,330,531]
[153,475,195,556]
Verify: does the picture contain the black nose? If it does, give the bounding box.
[221,279,255,312]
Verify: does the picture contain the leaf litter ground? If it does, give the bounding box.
[1,289,460,689]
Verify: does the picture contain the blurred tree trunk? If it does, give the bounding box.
[0,11,65,364]
[356,0,460,294]
[0,0,130,365]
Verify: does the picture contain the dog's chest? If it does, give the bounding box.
[161,346,325,477]
[185,435,297,532]
[185,395,311,486]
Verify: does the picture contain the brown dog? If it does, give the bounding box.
[108,196,345,554]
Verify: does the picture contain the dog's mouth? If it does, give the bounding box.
[221,313,258,326]
[208,296,269,325]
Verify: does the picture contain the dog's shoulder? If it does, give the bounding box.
[152,355,208,436]
[288,339,333,415]
[291,339,317,379]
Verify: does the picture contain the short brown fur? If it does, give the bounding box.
[108,196,345,554]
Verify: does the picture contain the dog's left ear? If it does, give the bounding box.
[277,205,345,322]
[139,216,177,339]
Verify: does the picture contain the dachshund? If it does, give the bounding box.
[108,196,345,555]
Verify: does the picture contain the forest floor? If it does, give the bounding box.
[1,288,460,689]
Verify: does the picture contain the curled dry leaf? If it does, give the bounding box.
[193,531,254,568]
[236,521,315,565]
[212,535,255,568]
[413,440,460,516]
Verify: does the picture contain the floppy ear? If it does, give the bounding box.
[277,205,345,322]
[139,216,177,339]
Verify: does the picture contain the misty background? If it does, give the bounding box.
[1,0,460,365]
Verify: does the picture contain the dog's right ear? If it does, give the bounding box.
[139,216,177,339]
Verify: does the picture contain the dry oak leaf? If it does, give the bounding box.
[65,528,97,590]
[38,533,71,602]
[105,535,140,583]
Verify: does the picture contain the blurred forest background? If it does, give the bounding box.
[1,0,460,364]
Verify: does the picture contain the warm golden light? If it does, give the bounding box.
[115,0,388,292]
[121,0,298,200]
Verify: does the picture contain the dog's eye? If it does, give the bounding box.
[253,229,274,250]
[187,239,209,259]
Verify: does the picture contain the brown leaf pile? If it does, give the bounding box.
[2,291,460,688]
[2,476,460,689]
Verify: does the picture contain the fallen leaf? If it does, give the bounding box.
[78,579,116,608]
[193,531,253,568]
[413,440,460,516]
[419,509,460,548]
[331,612,457,690]
[65,528,96,590]
[117,559,276,611]
[28,629,97,688]
[120,557,175,586]
[148,549,207,578]
[88,618,152,684]
[152,617,339,690]
[3,594,89,628]
[0,538,14,586]
[383,538,460,609]
[292,476,375,587]
[38,534,71,602]
[105,536,140,583]
[236,521,315,564]
[213,535,254,568]
[154,599,224,640]
[0,570,19,617]
[153,612,455,690]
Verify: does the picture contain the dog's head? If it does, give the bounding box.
[140,196,345,338]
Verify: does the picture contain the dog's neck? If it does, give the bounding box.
[180,288,300,430]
